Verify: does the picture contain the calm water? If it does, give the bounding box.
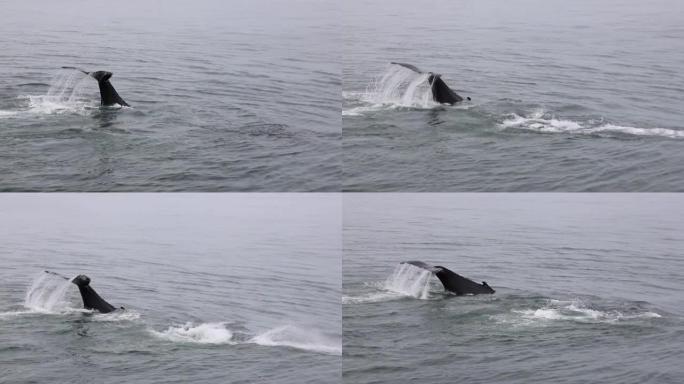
[0,194,341,384]
[343,0,684,191]
[343,194,684,383]
[0,0,340,191]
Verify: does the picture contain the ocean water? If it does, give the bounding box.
[0,194,341,384]
[343,194,684,383]
[0,0,340,191]
[343,0,684,191]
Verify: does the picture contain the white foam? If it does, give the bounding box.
[92,310,141,322]
[0,110,19,118]
[250,325,341,356]
[591,124,684,138]
[503,298,662,325]
[0,310,37,319]
[150,322,234,344]
[501,111,684,138]
[342,291,404,304]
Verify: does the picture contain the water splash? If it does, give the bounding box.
[356,65,438,109]
[23,272,75,313]
[343,263,437,304]
[251,325,341,355]
[21,69,96,115]
[150,322,235,344]
[383,262,434,299]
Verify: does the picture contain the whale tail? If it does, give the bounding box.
[389,62,468,104]
[61,67,130,107]
[427,74,464,104]
[71,274,117,313]
[401,261,495,295]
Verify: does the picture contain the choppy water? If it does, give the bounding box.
[343,0,684,191]
[0,0,340,191]
[0,194,341,383]
[343,194,684,383]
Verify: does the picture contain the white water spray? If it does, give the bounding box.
[363,65,436,108]
[23,272,75,312]
[500,110,684,139]
[383,263,434,299]
[23,69,96,114]
[250,325,342,355]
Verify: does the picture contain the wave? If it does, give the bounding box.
[150,322,235,344]
[501,110,684,139]
[0,310,38,319]
[0,110,19,118]
[495,298,662,326]
[250,325,341,356]
[91,310,141,322]
[342,291,405,304]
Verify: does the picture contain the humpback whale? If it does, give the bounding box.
[390,62,470,105]
[61,66,130,107]
[401,261,495,295]
[45,271,120,313]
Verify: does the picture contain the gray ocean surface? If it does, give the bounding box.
[343,0,684,191]
[0,0,340,191]
[0,194,341,384]
[343,194,684,384]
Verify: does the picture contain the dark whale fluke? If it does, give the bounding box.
[43,271,119,313]
[401,261,495,295]
[71,275,117,313]
[390,62,469,105]
[61,66,130,107]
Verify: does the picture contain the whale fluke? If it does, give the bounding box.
[60,66,89,75]
[44,271,121,313]
[71,274,117,313]
[389,62,469,105]
[45,270,69,280]
[390,62,422,73]
[61,67,130,107]
[401,261,495,295]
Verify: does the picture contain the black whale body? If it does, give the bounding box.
[61,67,130,107]
[71,274,117,313]
[390,62,468,105]
[401,261,495,295]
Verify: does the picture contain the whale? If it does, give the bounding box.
[45,271,120,313]
[61,66,130,107]
[390,62,469,105]
[401,261,495,295]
